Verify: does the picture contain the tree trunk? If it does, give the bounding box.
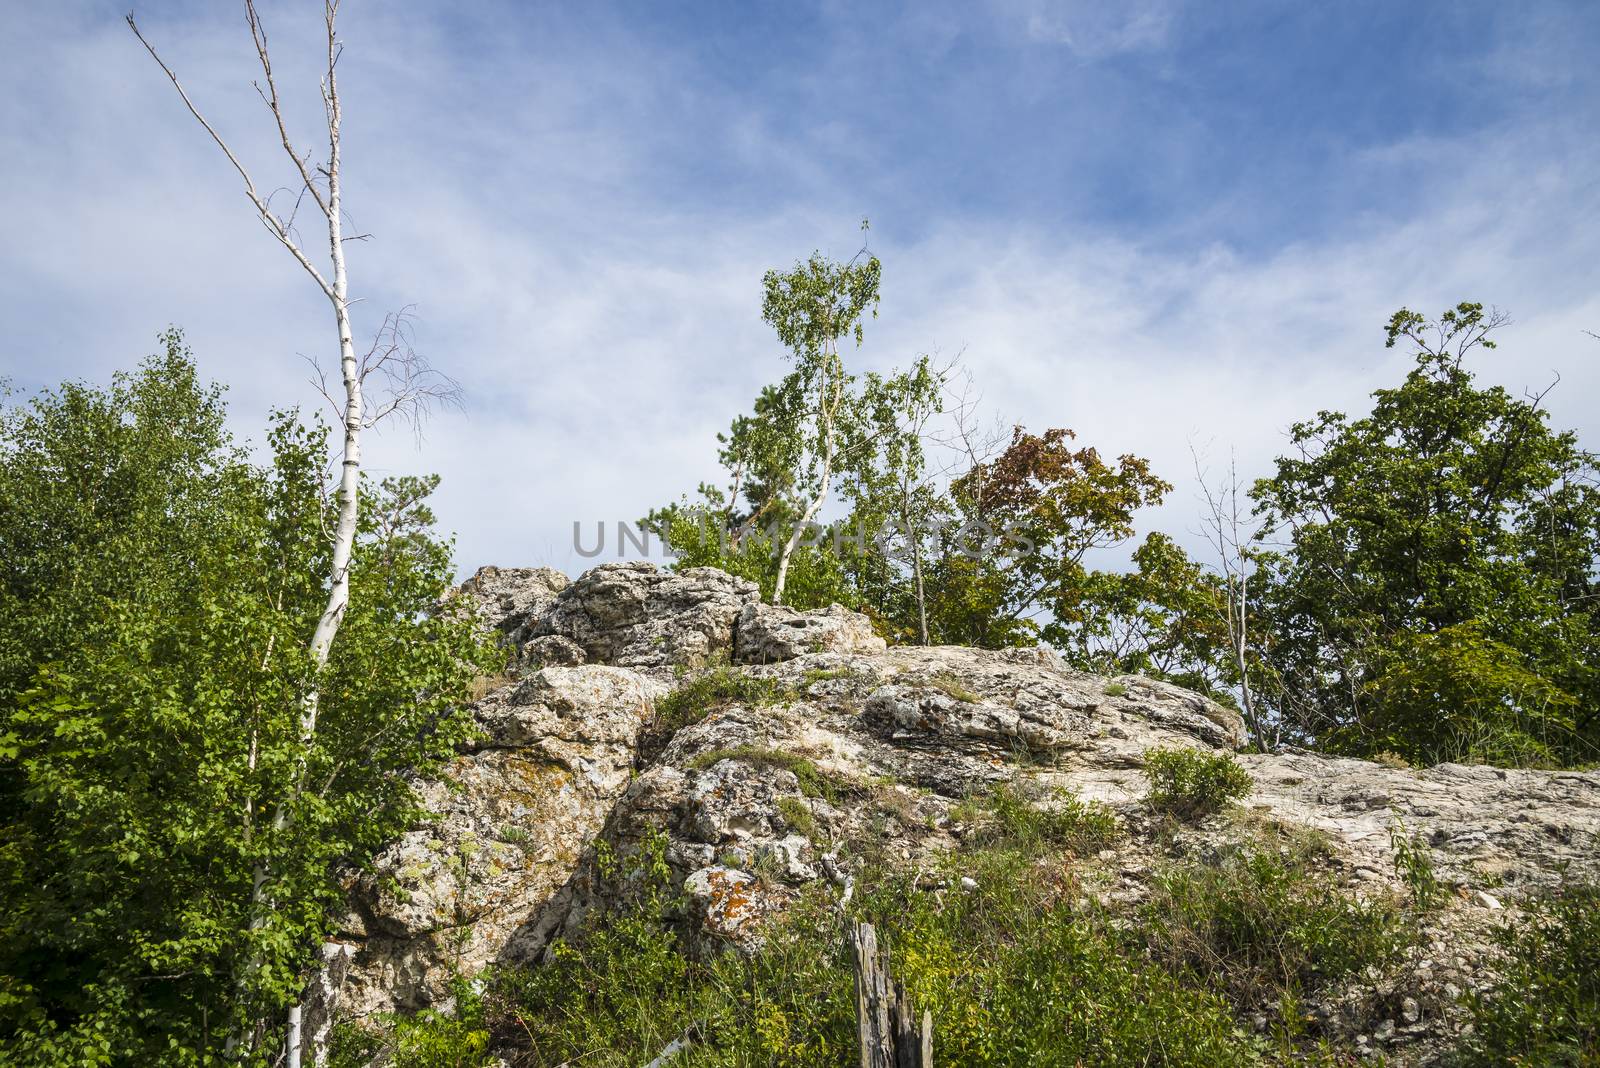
[132,7,372,1061]
[773,431,833,606]
[848,921,932,1068]
[908,510,929,645]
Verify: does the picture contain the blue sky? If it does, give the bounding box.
[3,0,1599,574]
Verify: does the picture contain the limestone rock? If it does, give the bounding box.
[455,565,570,646]
[338,664,664,1017]
[682,866,790,944]
[338,562,1600,1049]
[734,601,887,663]
[536,561,759,670]
[517,633,586,669]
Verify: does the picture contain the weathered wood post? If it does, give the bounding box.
[848,920,932,1068]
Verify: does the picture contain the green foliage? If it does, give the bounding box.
[857,875,1251,1066]
[934,426,1174,651]
[353,784,1445,1066]
[645,250,946,626]
[1142,846,1405,1012]
[960,781,1122,858]
[471,806,1249,1066]
[646,238,893,610]
[1057,532,1238,700]
[329,978,491,1068]
[0,339,498,1064]
[640,666,790,762]
[1144,746,1254,819]
[687,746,845,802]
[654,667,787,733]
[1455,883,1600,1066]
[1251,303,1600,767]
[774,796,819,841]
[1388,816,1444,911]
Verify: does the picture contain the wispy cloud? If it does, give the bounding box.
[1007,0,1179,57]
[2,1,1597,578]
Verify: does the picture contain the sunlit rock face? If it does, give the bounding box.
[336,562,1600,1037]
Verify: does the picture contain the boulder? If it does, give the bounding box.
[455,565,570,646]
[536,561,759,670]
[734,601,887,663]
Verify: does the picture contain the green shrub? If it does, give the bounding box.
[1144,746,1253,819]
[964,781,1121,858]
[328,979,491,1068]
[475,856,1251,1067]
[1455,883,1600,1066]
[1104,682,1130,698]
[868,884,1252,1066]
[776,796,820,841]
[1142,847,1404,1012]
[639,667,788,761]
[1388,815,1443,911]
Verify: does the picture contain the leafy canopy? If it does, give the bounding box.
[1250,303,1600,766]
[0,334,497,1065]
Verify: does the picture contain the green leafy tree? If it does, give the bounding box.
[837,357,946,642]
[757,243,883,605]
[1251,303,1600,766]
[1054,533,1233,694]
[0,338,496,1064]
[648,239,953,623]
[929,427,1171,649]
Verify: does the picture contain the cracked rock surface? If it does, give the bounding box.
[337,561,1600,1052]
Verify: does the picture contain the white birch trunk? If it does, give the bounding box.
[773,355,840,606]
[129,7,368,1059]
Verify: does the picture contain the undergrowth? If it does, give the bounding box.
[638,666,789,762]
[1454,882,1600,1066]
[1142,845,1405,1018]
[954,780,1121,858]
[334,787,1440,1067]
[1144,746,1254,820]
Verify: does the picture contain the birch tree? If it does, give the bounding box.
[759,243,881,605]
[852,357,945,643]
[1193,447,1270,749]
[0,347,494,1066]
[127,3,454,1060]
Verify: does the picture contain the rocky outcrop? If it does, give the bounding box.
[734,601,887,662]
[338,664,665,1017]
[336,562,1600,1061]
[536,561,759,671]
[455,565,569,648]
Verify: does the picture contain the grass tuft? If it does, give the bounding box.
[689,745,845,802]
[638,666,789,762]
[927,673,982,703]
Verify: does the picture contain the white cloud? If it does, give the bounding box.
[1006,0,1179,57]
[2,2,1597,583]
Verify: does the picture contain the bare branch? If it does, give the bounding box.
[244,0,332,221]
[357,309,463,446]
[128,12,337,302]
[126,12,336,303]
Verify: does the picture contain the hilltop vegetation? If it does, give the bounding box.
[1,275,1597,1064]
[650,274,1600,770]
